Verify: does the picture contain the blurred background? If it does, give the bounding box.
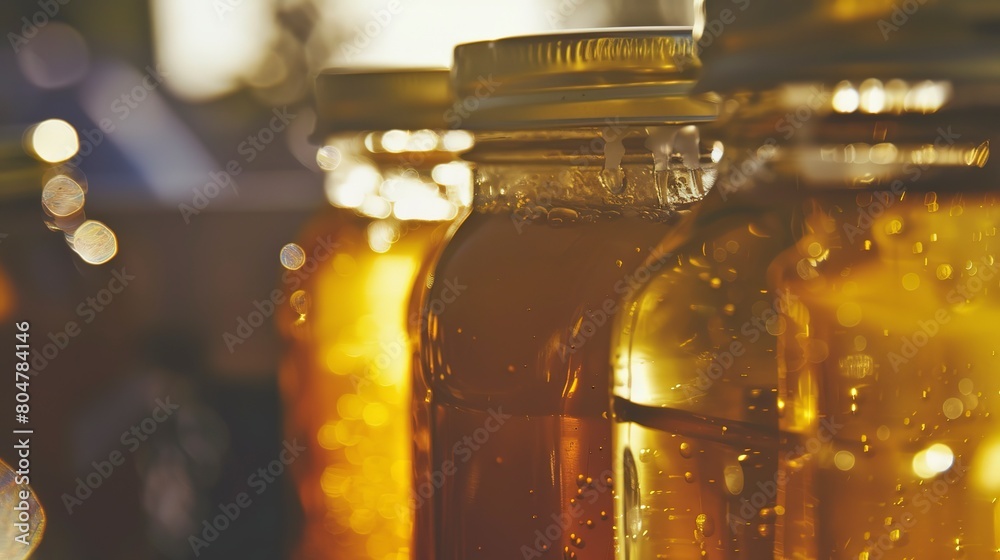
[0,0,692,558]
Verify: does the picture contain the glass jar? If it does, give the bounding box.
[415,29,719,559]
[278,69,473,560]
[613,2,1000,558]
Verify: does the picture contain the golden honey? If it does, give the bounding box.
[613,2,1000,558]
[278,69,472,560]
[415,29,718,559]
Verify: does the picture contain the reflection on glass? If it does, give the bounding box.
[613,4,1000,556]
[279,68,471,560]
[416,29,719,560]
[281,161,468,560]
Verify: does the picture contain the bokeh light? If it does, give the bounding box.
[26,119,79,163]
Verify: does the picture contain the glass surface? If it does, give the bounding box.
[279,131,470,560]
[613,83,1000,559]
[417,128,715,559]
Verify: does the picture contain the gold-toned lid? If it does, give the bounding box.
[451,27,719,130]
[696,0,1000,93]
[313,68,453,136]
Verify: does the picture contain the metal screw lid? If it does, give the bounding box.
[695,0,1000,94]
[313,68,454,136]
[451,27,719,130]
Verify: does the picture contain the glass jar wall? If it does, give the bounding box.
[613,2,1000,558]
[277,69,472,560]
[414,29,719,560]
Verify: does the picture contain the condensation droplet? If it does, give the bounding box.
[695,513,715,537]
[547,207,579,225]
[679,442,693,458]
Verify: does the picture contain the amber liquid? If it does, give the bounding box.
[419,210,672,559]
[279,210,452,560]
[614,183,1000,559]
